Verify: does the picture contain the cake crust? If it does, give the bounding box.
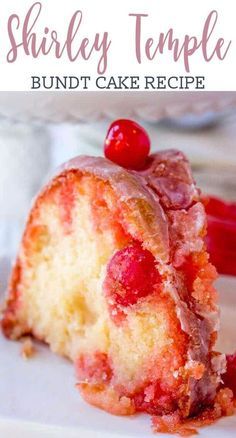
[1,150,227,424]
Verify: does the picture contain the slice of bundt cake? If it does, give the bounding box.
[1,121,232,433]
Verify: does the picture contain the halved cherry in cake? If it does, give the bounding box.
[104,119,150,170]
[104,242,161,322]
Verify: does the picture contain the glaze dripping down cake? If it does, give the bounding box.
[1,148,233,433]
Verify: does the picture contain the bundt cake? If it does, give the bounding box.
[1,120,233,434]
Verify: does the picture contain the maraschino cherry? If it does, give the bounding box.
[104,119,150,170]
[104,242,161,325]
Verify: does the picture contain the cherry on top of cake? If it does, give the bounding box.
[103,119,198,211]
[104,119,151,171]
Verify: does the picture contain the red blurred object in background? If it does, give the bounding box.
[222,353,236,396]
[205,196,236,276]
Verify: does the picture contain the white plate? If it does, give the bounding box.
[0,258,236,438]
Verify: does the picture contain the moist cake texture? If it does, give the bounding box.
[1,150,231,430]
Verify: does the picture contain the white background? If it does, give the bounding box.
[0,0,234,91]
